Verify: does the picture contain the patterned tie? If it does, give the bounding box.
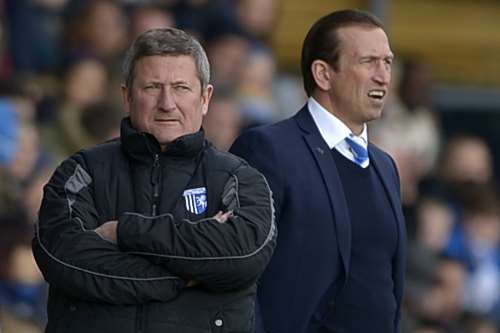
[345,135,369,167]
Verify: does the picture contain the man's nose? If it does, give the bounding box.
[158,86,175,110]
[373,62,391,86]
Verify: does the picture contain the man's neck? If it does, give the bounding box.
[311,93,364,135]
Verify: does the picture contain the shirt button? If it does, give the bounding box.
[69,305,77,312]
[214,319,223,327]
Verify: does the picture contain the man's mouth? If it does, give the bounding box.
[155,118,178,123]
[367,89,386,100]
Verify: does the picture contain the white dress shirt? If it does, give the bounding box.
[307,97,369,168]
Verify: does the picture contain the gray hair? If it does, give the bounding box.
[122,28,210,90]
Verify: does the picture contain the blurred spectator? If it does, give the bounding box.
[0,97,19,168]
[64,58,108,107]
[461,313,497,333]
[445,184,500,317]
[237,46,280,126]
[415,198,455,253]
[41,57,108,161]
[404,198,456,332]
[5,0,67,73]
[64,0,128,64]
[173,0,235,41]
[22,166,53,223]
[419,257,466,331]
[80,101,122,145]
[371,59,442,210]
[0,81,44,185]
[203,89,242,151]
[0,81,53,234]
[235,0,279,42]
[0,168,20,220]
[439,134,493,186]
[129,4,176,40]
[0,80,37,124]
[412,327,445,333]
[8,123,41,183]
[273,73,307,120]
[0,211,47,333]
[206,31,250,90]
[426,134,495,227]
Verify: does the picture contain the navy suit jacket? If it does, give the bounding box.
[230,106,406,333]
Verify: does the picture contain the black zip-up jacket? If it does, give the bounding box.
[33,118,276,333]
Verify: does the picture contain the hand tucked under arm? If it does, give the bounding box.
[95,220,118,243]
[213,210,233,223]
[96,211,232,244]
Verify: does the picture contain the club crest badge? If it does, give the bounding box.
[183,187,207,215]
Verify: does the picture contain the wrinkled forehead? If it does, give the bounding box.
[132,55,202,85]
[337,26,393,57]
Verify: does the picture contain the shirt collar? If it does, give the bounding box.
[307,97,368,149]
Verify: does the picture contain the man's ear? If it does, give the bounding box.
[201,84,214,116]
[121,84,131,114]
[311,60,333,91]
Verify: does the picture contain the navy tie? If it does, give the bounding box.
[345,135,369,167]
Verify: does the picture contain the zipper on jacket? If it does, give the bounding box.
[135,304,145,333]
[151,153,161,216]
[136,153,161,333]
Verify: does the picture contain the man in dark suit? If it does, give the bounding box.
[230,9,406,333]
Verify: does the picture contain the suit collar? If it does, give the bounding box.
[294,104,319,135]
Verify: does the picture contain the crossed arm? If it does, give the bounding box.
[34,153,276,304]
[33,156,184,304]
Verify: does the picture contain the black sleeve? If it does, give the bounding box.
[33,154,185,304]
[117,163,277,292]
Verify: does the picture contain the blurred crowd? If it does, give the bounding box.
[371,59,500,333]
[0,1,498,333]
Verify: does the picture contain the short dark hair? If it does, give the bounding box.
[301,9,384,96]
[122,28,210,90]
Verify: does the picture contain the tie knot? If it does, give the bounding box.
[345,135,368,166]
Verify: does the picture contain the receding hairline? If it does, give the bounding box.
[128,54,206,89]
[334,24,391,52]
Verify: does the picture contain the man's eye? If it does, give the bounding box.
[175,85,190,91]
[145,84,160,90]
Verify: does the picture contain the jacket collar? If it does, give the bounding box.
[120,117,205,161]
[294,104,319,135]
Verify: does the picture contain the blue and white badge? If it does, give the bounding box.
[183,187,207,215]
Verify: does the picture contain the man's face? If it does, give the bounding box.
[123,55,213,149]
[328,26,393,132]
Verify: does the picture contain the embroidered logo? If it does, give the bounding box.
[182,187,208,215]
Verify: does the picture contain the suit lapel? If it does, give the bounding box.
[295,107,351,277]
